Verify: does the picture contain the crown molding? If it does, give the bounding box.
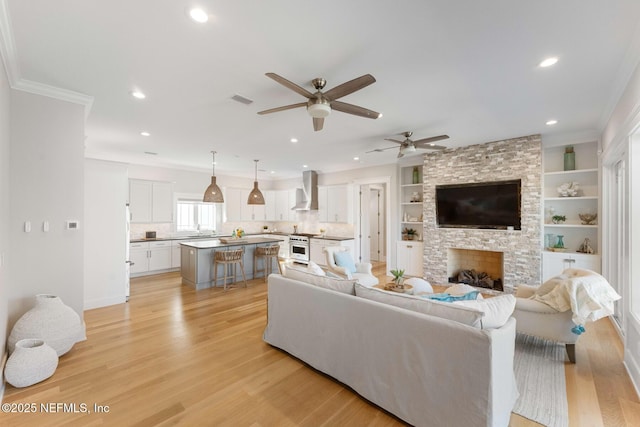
[0,0,94,119]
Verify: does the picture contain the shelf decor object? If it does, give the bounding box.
[4,339,58,388]
[551,215,566,224]
[578,213,597,225]
[557,181,580,197]
[8,294,83,356]
[564,146,575,171]
[412,166,419,184]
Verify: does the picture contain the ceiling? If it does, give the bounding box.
[3,0,640,179]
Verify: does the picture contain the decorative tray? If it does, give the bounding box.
[383,284,413,293]
[220,237,248,243]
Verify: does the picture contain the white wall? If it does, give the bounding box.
[600,59,640,395]
[9,91,85,326]
[0,38,11,387]
[84,159,128,309]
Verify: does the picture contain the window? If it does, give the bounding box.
[176,199,218,232]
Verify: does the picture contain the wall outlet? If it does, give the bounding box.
[66,220,79,230]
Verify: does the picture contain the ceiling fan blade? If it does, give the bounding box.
[413,135,450,145]
[397,150,404,158]
[331,101,380,119]
[384,138,405,144]
[265,73,314,99]
[366,146,398,153]
[323,74,376,101]
[257,102,307,115]
[313,117,324,131]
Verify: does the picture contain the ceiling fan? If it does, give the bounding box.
[367,131,450,158]
[257,73,380,131]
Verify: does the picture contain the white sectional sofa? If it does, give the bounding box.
[263,273,519,427]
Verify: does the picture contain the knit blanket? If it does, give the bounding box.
[533,270,621,325]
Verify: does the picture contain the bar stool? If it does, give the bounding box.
[213,248,247,290]
[253,245,281,282]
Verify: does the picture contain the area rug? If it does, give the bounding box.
[513,333,569,427]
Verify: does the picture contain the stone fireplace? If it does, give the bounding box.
[421,135,542,290]
[447,248,504,290]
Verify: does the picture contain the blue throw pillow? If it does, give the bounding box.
[424,291,480,302]
[334,251,356,273]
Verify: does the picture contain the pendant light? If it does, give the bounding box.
[203,151,224,203]
[247,159,265,205]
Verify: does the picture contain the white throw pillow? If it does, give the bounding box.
[453,294,516,329]
[535,275,569,297]
[285,267,356,295]
[306,261,326,276]
[445,283,483,298]
[403,277,434,294]
[354,283,484,328]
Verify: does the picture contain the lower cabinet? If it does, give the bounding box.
[396,241,424,277]
[171,241,182,268]
[542,251,601,282]
[130,241,175,276]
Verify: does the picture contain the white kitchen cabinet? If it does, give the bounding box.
[261,234,289,258]
[225,188,269,222]
[318,185,350,223]
[542,251,601,281]
[129,179,173,223]
[130,241,174,276]
[264,190,276,221]
[274,190,296,221]
[396,241,424,277]
[171,240,182,268]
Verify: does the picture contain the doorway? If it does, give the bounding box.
[353,177,390,268]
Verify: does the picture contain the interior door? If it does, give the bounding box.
[359,186,371,263]
[370,188,380,261]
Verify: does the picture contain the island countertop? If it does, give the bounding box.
[179,237,283,249]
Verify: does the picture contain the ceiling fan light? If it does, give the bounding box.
[404,144,416,153]
[307,102,331,118]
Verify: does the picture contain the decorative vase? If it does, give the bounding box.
[4,339,58,388]
[564,146,575,171]
[8,294,83,356]
[556,235,565,249]
[412,167,419,184]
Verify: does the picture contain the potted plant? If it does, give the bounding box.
[403,227,417,240]
[551,215,566,224]
[390,269,405,287]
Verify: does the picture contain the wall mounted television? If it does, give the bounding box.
[435,179,521,230]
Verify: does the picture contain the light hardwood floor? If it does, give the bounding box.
[2,265,639,426]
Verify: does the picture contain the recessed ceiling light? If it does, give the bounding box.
[378,113,383,118]
[140,131,150,136]
[546,120,558,126]
[539,57,558,68]
[290,138,298,143]
[132,91,146,99]
[353,157,359,161]
[189,8,209,23]
[303,164,308,168]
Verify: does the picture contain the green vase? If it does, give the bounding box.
[412,167,419,184]
[564,147,575,171]
[556,235,565,248]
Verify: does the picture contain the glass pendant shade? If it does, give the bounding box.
[247,159,265,205]
[203,151,224,203]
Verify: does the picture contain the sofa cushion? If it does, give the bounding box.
[354,283,484,328]
[285,267,356,295]
[403,277,434,294]
[306,261,326,276]
[453,294,516,329]
[334,251,357,273]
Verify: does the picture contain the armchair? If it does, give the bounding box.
[323,246,379,287]
[513,268,621,363]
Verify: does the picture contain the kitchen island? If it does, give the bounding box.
[180,237,283,290]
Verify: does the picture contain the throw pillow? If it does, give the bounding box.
[453,294,516,329]
[535,275,569,297]
[354,283,484,328]
[334,251,357,273]
[306,261,326,276]
[403,277,434,294]
[285,267,356,295]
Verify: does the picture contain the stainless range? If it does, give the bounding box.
[289,233,315,264]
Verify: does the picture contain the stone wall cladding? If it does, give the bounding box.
[422,134,542,289]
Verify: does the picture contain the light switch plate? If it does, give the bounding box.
[66,220,79,230]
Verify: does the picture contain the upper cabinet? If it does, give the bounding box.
[129,179,173,223]
[225,188,293,222]
[399,164,423,240]
[318,185,351,223]
[542,140,600,276]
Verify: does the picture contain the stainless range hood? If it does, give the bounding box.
[292,170,318,210]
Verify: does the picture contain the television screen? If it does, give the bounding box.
[435,180,521,230]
